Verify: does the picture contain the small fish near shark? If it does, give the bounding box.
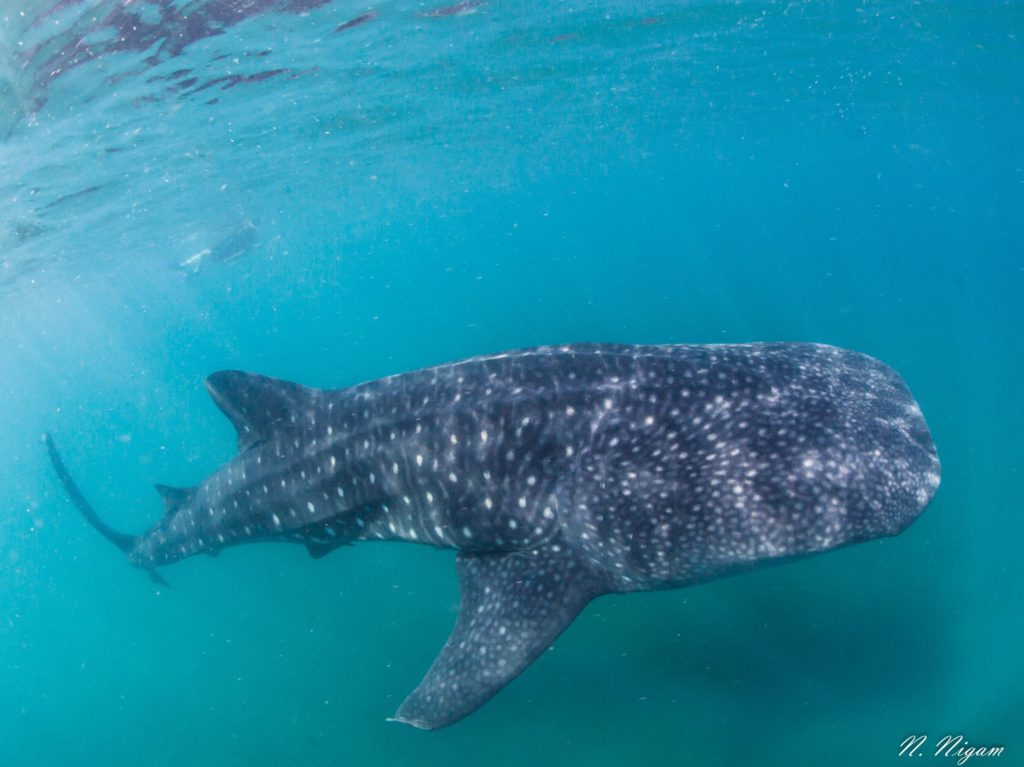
[46,343,940,729]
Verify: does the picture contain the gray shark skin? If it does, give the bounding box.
[46,343,940,729]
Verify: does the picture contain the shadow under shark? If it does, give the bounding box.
[46,342,940,729]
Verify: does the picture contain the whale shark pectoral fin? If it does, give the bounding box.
[392,545,604,730]
[204,371,319,451]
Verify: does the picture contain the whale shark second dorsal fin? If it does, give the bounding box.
[205,370,319,451]
[154,484,195,516]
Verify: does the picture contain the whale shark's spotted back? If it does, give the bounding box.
[46,342,940,730]
[556,343,940,588]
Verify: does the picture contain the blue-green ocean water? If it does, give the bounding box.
[1,1,1021,765]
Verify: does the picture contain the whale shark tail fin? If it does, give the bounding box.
[45,433,169,587]
[44,432,139,555]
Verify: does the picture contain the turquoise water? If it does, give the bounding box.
[1,1,1021,765]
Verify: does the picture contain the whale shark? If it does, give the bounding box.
[46,342,940,729]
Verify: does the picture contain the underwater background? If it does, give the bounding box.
[0,1,1021,765]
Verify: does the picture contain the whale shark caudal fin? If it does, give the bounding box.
[204,370,320,452]
[44,433,168,587]
[44,433,137,554]
[391,544,606,730]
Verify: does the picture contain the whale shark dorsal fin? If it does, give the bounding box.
[392,545,605,730]
[154,484,195,516]
[205,371,318,451]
